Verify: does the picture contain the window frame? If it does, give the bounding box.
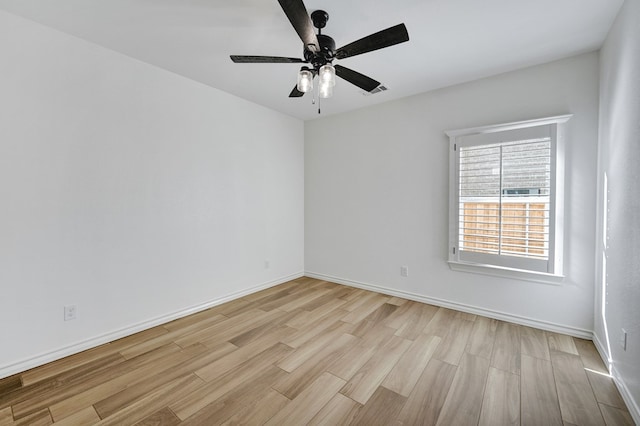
[445,115,572,284]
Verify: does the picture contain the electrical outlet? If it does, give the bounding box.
[621,328,627,351]
[400,266,409,277]
[265,260,270,269]
[64,305,77,321]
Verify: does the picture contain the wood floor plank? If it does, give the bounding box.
[277,321,353,373]
[285,298,347,329]
[548,332,579,355]
[172,308,270,348]
[340,334,412,404]
[456,311,478,322]
[93,343,229,418]
[521,354,563,426]
[134,407,181,426]
[308,393,361,426]
[599,403,635,426]
[551,350,605,426]
[94,326,171,360]
[197,309,290,348]
[221,388,290,426]
[0,376,22,399]
[162,305,228,331]
[359,322,402,346]
[363,303,398,324]
[491,321,521,374]
[382,333,441,396]
[280,309,349,349]
[387,296,408,306]
[436,352,490,426]
[13,408,52,426]
[293,284,351,312]
[423,307,459,338]
[195,325,294,382]
[277,288,332,312]
[12,345,179,420]
[327,325,397,381]
[50,406,101,426]
[392,303,439,340]
[213,289,291,318]
[229,285,292,305]
[574,338,609,374]
[169,343,292,420]
[49,344,200,421]
[265,372,346,426]
[350,319,379,338]
[383,299,416,329]
[433,317,474,366]
[273,332,358,399]
[120,313,227,359]
[397,304,439,340]
[521,326,550,360]
[350,386,407,425]
[258,287,322,312]
[395,358,457,426]
[180,365,287,425]
[20,341,139,387]
[342,294,391,324]
[340,290,381,312]
[95,374,205,426]
[465,316,499,359]
[338,287,366,302]
[0,407,13,426]
[478,367,520,426]
[1,352,125,412]
[586,370,627,409]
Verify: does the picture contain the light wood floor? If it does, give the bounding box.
[0,277,634,425]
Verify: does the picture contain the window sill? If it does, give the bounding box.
[448,261,565,285]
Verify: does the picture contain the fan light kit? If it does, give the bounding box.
[231,0,409,113]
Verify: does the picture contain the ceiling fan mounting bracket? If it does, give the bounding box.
[310,10,329,30]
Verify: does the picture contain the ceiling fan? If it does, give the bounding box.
[230,0,409,107]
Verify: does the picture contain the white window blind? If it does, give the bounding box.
[459,138,550,260]
[446,115,571,280]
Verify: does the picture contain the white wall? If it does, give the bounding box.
[306,52,600,335]
[0,10,304,378]
[595,0,640,420]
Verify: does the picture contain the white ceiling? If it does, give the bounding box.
[0,0,623,121]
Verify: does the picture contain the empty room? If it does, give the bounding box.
[0,0,638,424]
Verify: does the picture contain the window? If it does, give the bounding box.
[446,115,571,281]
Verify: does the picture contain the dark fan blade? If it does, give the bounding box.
[230,55,305,63]
[335,23,409,60]
[335,65,380,92]
[289,85,305,97]
[277,0,320,52]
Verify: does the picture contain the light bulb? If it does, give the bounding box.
[319,81,333,98]
[297,69,313,93]
[319,64,336,87]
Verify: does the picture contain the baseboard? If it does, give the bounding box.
[592,333,640,425]
[0,271,304,380]
[611,365,640,425]
[305,271,593,339]
[591,333,612,370]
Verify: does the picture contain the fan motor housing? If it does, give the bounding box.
[304,34,335,68]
